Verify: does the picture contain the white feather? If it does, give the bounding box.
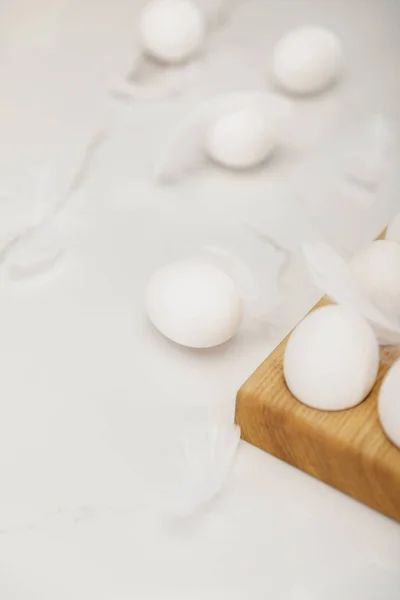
[201,0,238,28]
[110,73,184,101]
[342,115,397,191]
[110,52,200,101]
[1,217,64,280]
[201,243,283,323]
[165,421,240,517]
[0,133,100,280]
[302,241,400,345]
[0,167,61,278]
[154,91,293,183]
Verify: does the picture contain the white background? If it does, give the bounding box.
[0,0,399,598]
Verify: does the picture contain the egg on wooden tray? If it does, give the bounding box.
[272,27,343,96]
[146,261,244,348]
[378,359,400,449]
[349,240,400,319]
[139,0,206,64]
[283,305,380,411]
[204,108,277,170]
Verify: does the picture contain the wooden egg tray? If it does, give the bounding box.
[235,298,400,522]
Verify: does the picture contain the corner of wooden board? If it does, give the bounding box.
[235,301,400,523]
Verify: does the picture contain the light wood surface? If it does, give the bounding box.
[235,255,400,522]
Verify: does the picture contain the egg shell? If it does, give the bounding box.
[284,305,379,411]
[139,0,206,64]
[386,212,400,246]
[350,240,400,319]
[146,262,243,348]
[205,108,276,170]
[378,359,400,449]
[272,27,343,95]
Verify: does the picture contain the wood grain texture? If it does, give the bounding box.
[236,294,400,522]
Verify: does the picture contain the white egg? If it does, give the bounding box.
[146,262,243,348]
[205,109,276,170]
[272,27,343,95]
[139,0,206,64]
[284,305,379,411]
[378,359,400,449]
[386,212,400,246]
[350,240,400,318]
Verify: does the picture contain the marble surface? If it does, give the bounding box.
[0,0,400,598]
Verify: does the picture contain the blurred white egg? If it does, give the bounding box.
[139,0,206,64]
[378,359,400,448]
[284,305,379,410]
[350,240,400,318]
[386,212,400,246]
[146,262,243,348]
[272,27,343,95]
[205,108,276,170]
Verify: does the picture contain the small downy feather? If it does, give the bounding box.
[302,241,400,345]
[202,0,238,28]
[154,91,293,183]
[201,243,283,325]
[342,115,397,192]
[0,135,100,280]
[0,168,64,278]
[110,53,201,101]
[1,217,65,280]
[165,420,240,517]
